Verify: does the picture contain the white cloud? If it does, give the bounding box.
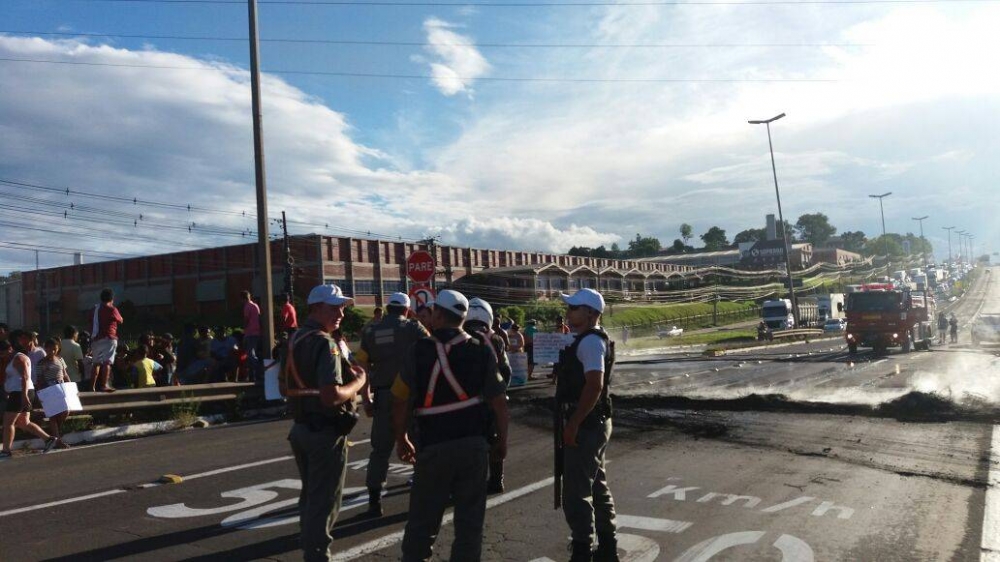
[421,18,491,97]
[431,217,619,254]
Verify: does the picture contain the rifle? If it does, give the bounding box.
[554,394,564,510]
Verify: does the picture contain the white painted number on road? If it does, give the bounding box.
[674,531,814,562]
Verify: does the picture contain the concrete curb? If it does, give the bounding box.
[12,414,227,451]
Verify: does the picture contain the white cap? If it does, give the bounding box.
[467,297,493,325]
[387,292,410,308]
[307,284,354,306]
[434,289,469,318]
[560,288,605,313]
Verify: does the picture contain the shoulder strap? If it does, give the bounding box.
[285,329,322,396]
[420,332,473,409]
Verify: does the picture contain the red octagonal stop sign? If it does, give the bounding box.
[406,250,436,283]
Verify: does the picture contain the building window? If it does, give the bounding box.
[382,279,404,294]
[354,280,376,295]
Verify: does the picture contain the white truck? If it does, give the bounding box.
[817,293,846,322]
[762,299,796,330]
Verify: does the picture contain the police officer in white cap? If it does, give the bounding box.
[354,291,429,516]
[555,288,619,562]
[392,289,510,562]
[283,284,367,562]
[465,297,512,493]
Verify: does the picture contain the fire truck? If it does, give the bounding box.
[844,283,936,355]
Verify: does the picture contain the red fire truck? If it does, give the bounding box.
[844,283,936,354]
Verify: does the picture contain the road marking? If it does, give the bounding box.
[982,425,1000,561]
[0,489,126,518]
[331,476,555,561]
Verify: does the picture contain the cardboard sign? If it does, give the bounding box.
[263,361,282,401]
[37,382,83,418]
[532,332,576,365]
[508,352,528,387]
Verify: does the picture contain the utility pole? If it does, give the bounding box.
[281,211,293,299]
[912,215,928,266]
[421,236,440,290]
[869,192,892,275]
[749,113,798,326]
[248,0,275,358]
[942,226,954,267]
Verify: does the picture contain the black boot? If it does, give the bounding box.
[593,535,619,562]
[488,460,505,494]
[364,488,383,517]
[568,541,592,562]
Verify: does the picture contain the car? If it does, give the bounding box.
[971,314,1000,346]
[823,318,847,333]
[657,326,684,338]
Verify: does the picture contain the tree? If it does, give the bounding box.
[680,223,693,245]
[700,227,729,251]
[795,213,837,246]
[863,234,905,258]
[776,219,795,242]
[671,239,686,252]
[568,246,590,257]
[839,231,867,253]
[628,233,662,258]
[610,242,622,258]
[733,228,766,245]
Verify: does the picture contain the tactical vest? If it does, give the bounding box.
[283,328,356,423]
[411,329,491,448]
[555,328,615,419]
[365,316,426,388]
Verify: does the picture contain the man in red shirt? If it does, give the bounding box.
[241,290,262,382]
[280,294,298,335]
[90,288,123,392]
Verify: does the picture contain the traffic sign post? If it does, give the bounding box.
[406,250,436,286]
[408,284,436,311]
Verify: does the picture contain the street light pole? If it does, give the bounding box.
[749,113,799,326]
[942,226,954,267]
[956,230,966,265]
[869,192,892,275]
[912,215,928,266]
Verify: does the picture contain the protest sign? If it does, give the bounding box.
[532,333,576,365]
[37,382,83,418]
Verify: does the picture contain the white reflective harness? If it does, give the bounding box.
[414,332,483,417]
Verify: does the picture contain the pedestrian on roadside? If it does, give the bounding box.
[89,288,123,392]
[392,290,510,562]
[18,331,45,387]
[950,314,959,344]
[241,290,263,382]
[937,313,948,345]
[283,284,366,562]
[130,345,162,389]
[36,338,71,448]
[524,319,537,380]
[555,288,619,562]
[465,297,512,493]
[354,292,428,517]
[492,315,511,351]
[559,317,571,334]
[2,337,57,458]
[508,323,525,354]
[281,294,299,335]
[60,326,86,384]
[415,301,434,331]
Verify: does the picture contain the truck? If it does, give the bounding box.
[762,297,819,330]
[817,293,846,322]
[844,284,936,354]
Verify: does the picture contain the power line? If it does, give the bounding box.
[0,30,876,48]
[41,0,1000,6]
[0,57,842,82]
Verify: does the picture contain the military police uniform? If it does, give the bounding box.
[395,291,507,562]
[285,315,358,562]
[355,293,428,512]
[556,288,619,562]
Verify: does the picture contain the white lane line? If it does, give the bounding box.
[332,476,555,561]
[982,425,1000,561]
[0,489,126,518]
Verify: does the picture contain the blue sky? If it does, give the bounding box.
[1,0,998,272]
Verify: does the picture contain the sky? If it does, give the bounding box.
[1,0,998,273]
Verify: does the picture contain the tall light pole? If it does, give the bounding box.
[956,230,966,265]
[969,234,976,264]
[912,215,928,266]
[869,192,892,274]
[749,112,798,326]
[942,226,954,266]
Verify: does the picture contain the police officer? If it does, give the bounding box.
[556,288,618,562]
[465,297,512,493]
[392,290,510,562]
[354,292,429,516]
[284,284,367,562]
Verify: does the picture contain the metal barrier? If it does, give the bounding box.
[768,328,824,340]
[78,382,260,413]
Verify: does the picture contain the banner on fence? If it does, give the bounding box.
[509,352,529,386]
[533,333,576,365]
[37,382,83,418]
[264,361,282,401]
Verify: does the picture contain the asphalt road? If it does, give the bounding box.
[1,267,998,562]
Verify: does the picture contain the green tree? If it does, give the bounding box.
[795,213,837,246]
[671,239,686,252]
[680,223,693,245]
[610,242,622,258]
[839,231,867,253]
[733,228,766,245]
[628,233,662,258]
[700,226,729,251]
[863,234,905,257]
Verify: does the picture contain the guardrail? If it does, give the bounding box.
[78,382,261,413]
[767,328,824,340]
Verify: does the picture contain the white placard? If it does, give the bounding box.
[532,333,576,365]
[37,382,83,418]
[508,352,528,387]
[263,361,282,401]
